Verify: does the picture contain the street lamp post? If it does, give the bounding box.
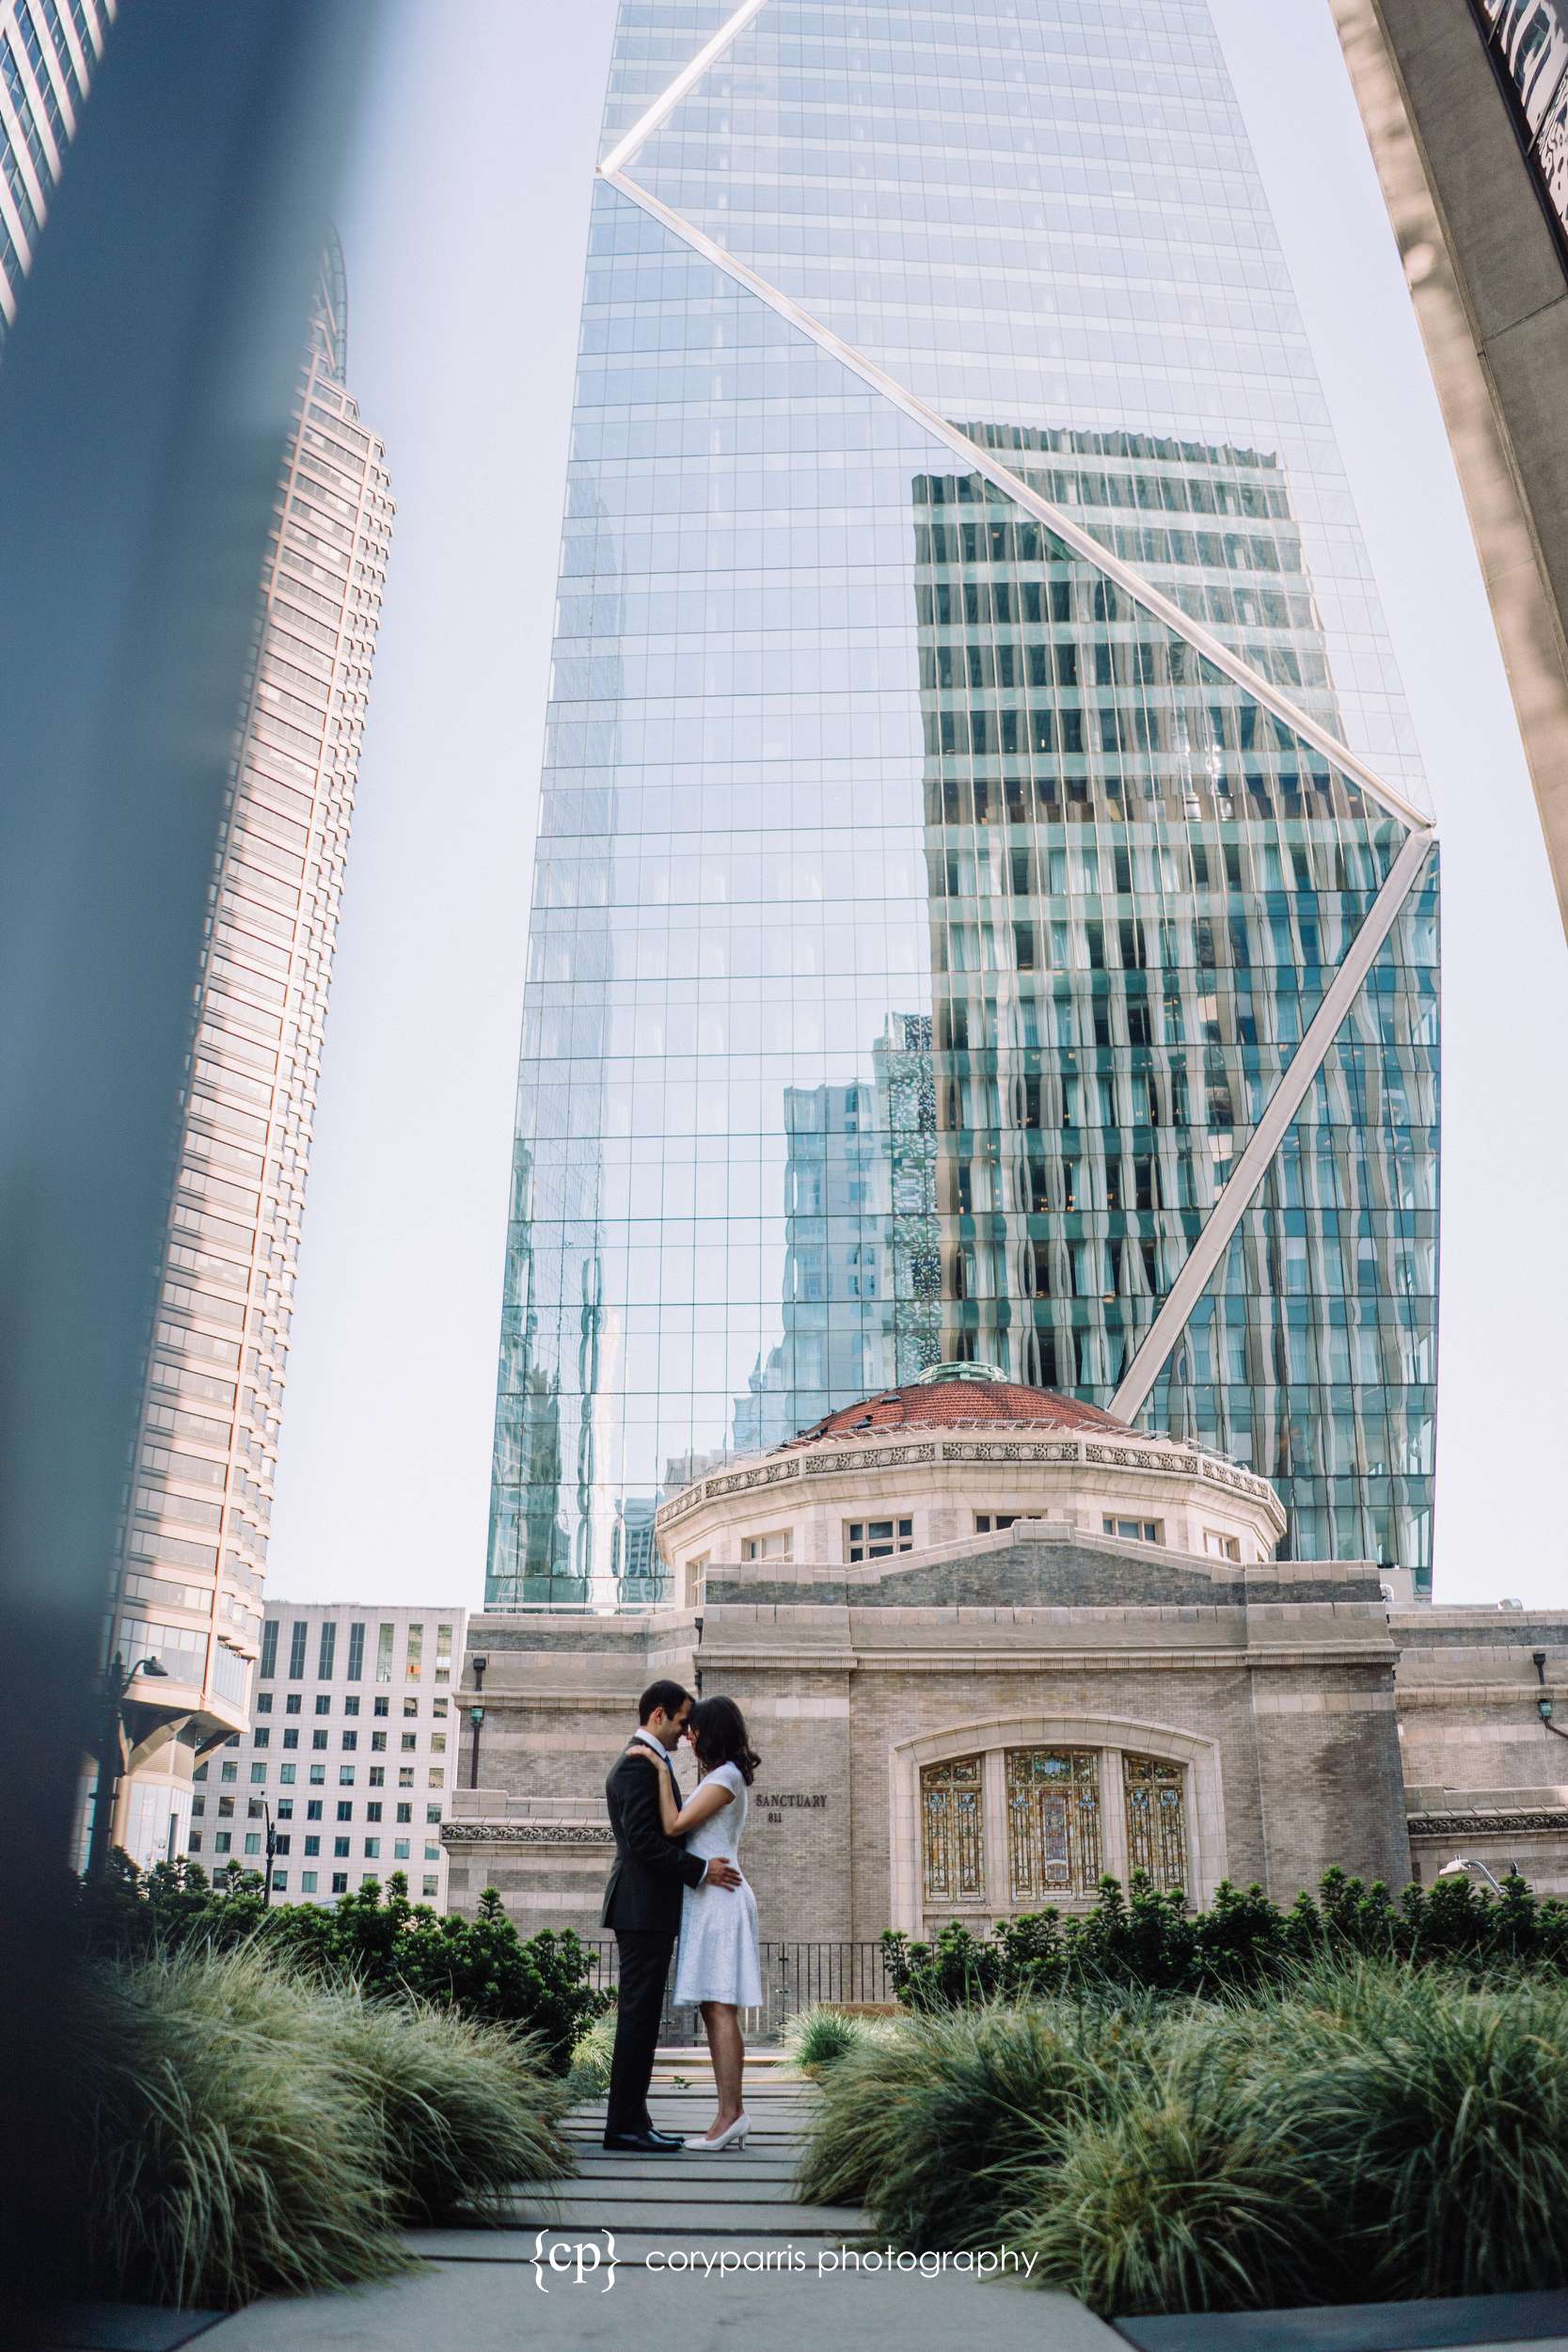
[247,1795,277,1907]
[85,1653,169,1883]
[468,1654,487,1791]
[1436,1855,1513,1896]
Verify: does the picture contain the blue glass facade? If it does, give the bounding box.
[488,0,1439,1603]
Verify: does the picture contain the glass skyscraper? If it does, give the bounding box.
[488,0,1440,1606]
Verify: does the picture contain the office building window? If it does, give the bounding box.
[288,1621,308,1679]
[259,1618,278,1679]
[1103,1518,1162,1545]
[331,1874,347,1894]
[845,1517,914,1563]
[346,1621,365,1679]
[375,1623,393,1683]
[317,1621,336,1680]
[405,1622,423,1678]
[301,1871,318,1894]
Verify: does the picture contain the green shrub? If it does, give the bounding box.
[881,1867,1568,2010]
[72,1946,411,2308]
[81,1861,609,2074]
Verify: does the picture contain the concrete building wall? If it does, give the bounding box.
[1334,0,1568,939]
[204,1601,464,1908]
[1394,1606,1568,1895]
[449,1533,1414,1942]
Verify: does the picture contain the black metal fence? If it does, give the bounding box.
[583,1938,895,2046]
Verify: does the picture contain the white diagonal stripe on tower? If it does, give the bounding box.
[601,164,1432,837]
[1109,826,1436,1424]
[599,0,773,178]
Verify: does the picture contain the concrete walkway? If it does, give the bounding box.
[200,2049,1119,2350]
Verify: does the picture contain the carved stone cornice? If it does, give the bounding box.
[655,1429,1281,1529]
[803,1440,938,1475]
[441,1820,612,1846]
[1406,1809,1568,1838]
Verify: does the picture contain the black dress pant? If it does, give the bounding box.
[606,1927,675,2140]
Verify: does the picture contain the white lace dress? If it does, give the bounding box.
[671,1760,763,2008]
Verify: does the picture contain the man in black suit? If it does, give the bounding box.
[600,1678,741,2153]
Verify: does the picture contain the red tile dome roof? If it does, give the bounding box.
[782,1362,1135,1446]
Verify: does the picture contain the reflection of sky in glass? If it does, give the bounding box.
[486,2,1438,1605]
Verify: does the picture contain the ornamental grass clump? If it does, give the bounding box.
[798,1963,1568,2318]
[567,2005,618,2098]
[782,2003,898,2076]
[74,1945,410,2309]
[1270,1960,1568,2302]
[72,1940,577,2308]
[306,1989,571,2224]
[797,1999,1134,2249]
[1003,2004,1334,2317]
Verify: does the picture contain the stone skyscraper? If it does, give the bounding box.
[99,251,393,1865]
[487,0,1440,1606]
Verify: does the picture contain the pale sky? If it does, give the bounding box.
[265,0,1568,1613]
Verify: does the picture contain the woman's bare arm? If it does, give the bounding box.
[634,1750,735,1834]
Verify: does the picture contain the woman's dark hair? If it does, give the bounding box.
[689,1694,759,1786]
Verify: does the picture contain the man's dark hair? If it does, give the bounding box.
[638,1678,692,1725]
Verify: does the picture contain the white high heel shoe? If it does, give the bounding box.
[694,2113,750,2152]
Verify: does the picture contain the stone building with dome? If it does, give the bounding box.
[447,1366,1568,1943]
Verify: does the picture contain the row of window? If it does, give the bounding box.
[722,1512,1244,1565]
[194,1832,440,1862]
[200,1759,444,1794]
[196,1798,436,1825]
[255,1692,446,1718]
[249,1728,445,1753]
[245,1871,440,1899]
[257,1616,455,1683]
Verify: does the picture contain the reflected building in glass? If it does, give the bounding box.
[487,0,1440,1605]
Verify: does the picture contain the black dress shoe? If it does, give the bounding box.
[645,2126,687,2148]
[601,2129,686,2153]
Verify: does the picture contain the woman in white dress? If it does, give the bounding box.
[635,1692,761,2149]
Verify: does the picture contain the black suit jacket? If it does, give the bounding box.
[601,1742,705,1933]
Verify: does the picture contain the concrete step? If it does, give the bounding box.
[405,2226,868,2265]
[567,2159,803,2183]
[493,2200,866,2233]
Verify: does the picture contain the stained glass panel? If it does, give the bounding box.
[1123,1754,1189,1893]
[1006,1745,1101,1900]
[921,1753,985,1902]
